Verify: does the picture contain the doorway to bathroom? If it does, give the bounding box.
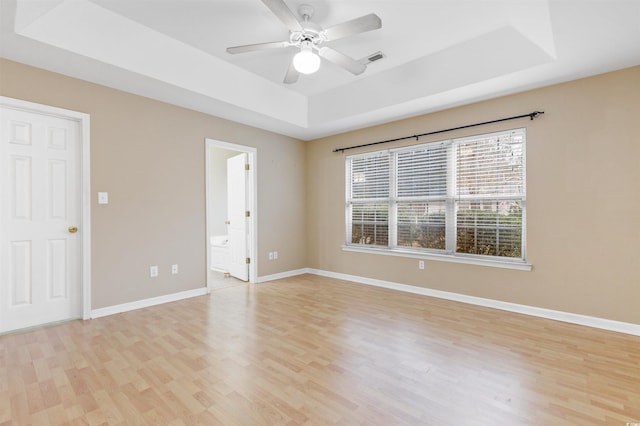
[205,139,257,289]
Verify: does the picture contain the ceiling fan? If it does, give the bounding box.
[226,0,382,84]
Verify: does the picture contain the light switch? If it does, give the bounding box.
[98,192,109,205]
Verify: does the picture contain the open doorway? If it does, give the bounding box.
[205,139,257,290]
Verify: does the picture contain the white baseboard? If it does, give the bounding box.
[89,269,640,337]
[307,268,640,337]
[256,268,310,283]
[90,287,208,319]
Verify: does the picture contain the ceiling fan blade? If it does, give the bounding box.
[261,0,303,32]
[318,47,367,75]
[283,60,300,84]
[226,40,290,54]
[323,13,382,41]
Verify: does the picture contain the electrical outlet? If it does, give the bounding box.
[268,252,274,260]
[150,265,158,277]
[418,260,425,270]
[171,264,178,274]
[273,251,278,260]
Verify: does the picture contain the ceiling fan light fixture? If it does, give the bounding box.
[293,42,320,74]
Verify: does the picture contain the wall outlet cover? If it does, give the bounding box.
[98,192,109,204]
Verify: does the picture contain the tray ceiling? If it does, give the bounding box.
[1,0,639,140]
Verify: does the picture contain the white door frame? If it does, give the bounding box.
[205,138,257,288]
[0,96,92,320]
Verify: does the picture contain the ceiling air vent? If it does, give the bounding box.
[359,51,385,65]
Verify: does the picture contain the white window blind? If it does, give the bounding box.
[346,128,526,263]
[454,130,525,258]
[347,154,390,246]
[396,143,448,250]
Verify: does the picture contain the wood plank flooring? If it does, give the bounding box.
[1,274,639,425]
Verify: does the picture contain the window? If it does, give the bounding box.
[349,154,390,246]
[345,128,526,265]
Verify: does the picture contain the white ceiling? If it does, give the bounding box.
[1,0,639,140]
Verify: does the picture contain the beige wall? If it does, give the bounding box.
[0,59,307,309]
[2,58,638,326]
[307,66,640,325]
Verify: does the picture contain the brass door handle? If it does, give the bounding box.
[225,220,230,225]
[68,226,78,234]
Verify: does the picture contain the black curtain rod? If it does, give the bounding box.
[333,110,545,153]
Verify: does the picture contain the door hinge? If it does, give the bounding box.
[246,257,251,264]
[245,211,250,217]
[245,163,250,171]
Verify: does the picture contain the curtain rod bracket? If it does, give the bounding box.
[333,110,545,153]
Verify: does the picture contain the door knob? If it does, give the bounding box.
[225,220,230,225]
[68,226,78,234]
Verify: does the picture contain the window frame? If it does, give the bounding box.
[344,128,531,271]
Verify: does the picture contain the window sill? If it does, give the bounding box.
[341,245,532,271]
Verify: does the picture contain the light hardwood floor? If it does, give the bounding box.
[1,274,639,425]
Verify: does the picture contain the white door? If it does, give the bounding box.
[0,106,82,333]
[226,153,248,281]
